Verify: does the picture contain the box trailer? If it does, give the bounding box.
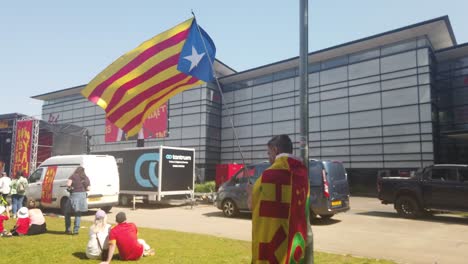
[93,146,195,205]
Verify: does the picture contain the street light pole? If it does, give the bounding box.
[299,0,313,263]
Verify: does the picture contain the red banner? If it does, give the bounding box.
[41,166,57,204]
[12,120,34,177]
[105,103,168,142]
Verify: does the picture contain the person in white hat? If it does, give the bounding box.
[11,207,30,236]
[86,209,111,260]
[0,205,12,237]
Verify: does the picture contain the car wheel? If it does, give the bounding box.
[395,195,422,219]
[222,199,238,217]
[119,195,130,206]
[309,209,317,224]
[319,214,334,220]
[101,206,112,213]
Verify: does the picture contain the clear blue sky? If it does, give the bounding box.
[2,0,468,118]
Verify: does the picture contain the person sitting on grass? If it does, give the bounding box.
[11,207,30,236]
[27,201,47,235]
[86,209,111,260]
[100,212,154,264]
[0,205,12,237]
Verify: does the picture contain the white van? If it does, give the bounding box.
[26,155,120,213]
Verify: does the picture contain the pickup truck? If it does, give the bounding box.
[377,164,468,218]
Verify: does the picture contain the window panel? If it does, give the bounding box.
[273,121,295,134]
[252,123,272,137]
[235,88,252,101]
[420,104,432,122]
[381,68,417,81]
[252,110,272,123]
[321,98,348,115]
[321,146,350,156]
[321,130,349,140]
[349,93,381,112]
[351,144,383,155]
[183,88,201,101]
[381,76,418,91]
[349,82,380,96]
[234,113,252,126]
[417,49,429,66]
[309,117,320,132]
[349,49,380,63]
[348,59,379,79]
[381,51,417,73]
[384,142,421,154]
[320,81,347,92]
[350,126,382,139]
[381,40,416,56]
[382,87,418,108]
[252,83,272,98]
[321,114,349,130]
[382,106,419,125]
[320,88,347,100]
[308,72,319,87]
[350,137,382,145]
[384,154,421,161]
[349,75,380,87]
[182,126,201,138]
[182,113,201,126]
[383,123,420,136]
[272,79,294,94]
[309,102,320,117]
[321,139,349,147]
[419,85,431,103]
[320,66,347,85]
[350,110,381,128]
[273,106,294,122]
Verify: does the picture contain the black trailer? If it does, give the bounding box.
[93,146,195,205]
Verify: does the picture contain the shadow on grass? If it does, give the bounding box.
[72,252,88,260]
[357,211,468,225]
[203,211,252,220]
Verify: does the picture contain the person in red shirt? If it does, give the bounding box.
[11,207,30,236]
[0,205,12,237]
[100,212,154,264]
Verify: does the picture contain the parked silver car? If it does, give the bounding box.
[216,160,350,220]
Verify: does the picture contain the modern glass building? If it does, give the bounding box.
[32,16,468,192]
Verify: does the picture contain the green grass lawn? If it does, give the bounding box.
[2,216,395,264]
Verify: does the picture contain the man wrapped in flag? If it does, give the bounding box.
[81,17,215,137]
[250,135,310,264]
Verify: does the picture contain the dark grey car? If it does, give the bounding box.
[215,160,350,219]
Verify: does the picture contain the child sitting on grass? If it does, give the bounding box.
[11,207,30,236]
[0,205,12,237]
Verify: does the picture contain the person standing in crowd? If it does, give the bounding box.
[0,172,11,205]
[65,166,90,235]
[86,209,111,260]
[10,171,28,218]
[249,135,310,264]
[27,200,47,235]
[11,207,30,236]
[0,205,12,237]
[100,212,154,264]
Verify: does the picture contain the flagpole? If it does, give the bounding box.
[191,12,247,168]
[300,1,314,263]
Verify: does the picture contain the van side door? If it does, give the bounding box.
[26,167,46,204]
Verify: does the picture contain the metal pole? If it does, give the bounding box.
[300,0,313,263]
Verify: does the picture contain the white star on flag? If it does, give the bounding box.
[183,46,205,72]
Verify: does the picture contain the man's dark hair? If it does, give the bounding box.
[267,135,293,154]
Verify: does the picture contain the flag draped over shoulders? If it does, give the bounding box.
[81,18,216,137]
[252,154,310,264]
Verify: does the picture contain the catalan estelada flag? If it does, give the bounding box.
[81,18,216,136]
[252,154,310,264]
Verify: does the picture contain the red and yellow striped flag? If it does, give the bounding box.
[81,18,215,136]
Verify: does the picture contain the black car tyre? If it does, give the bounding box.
[395,195,422,218]
[101,206,112,213]
[222,199,238,217]
[319,214,334,220]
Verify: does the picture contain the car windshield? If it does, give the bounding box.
[233,163,270,183]
[324,161,347,181]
